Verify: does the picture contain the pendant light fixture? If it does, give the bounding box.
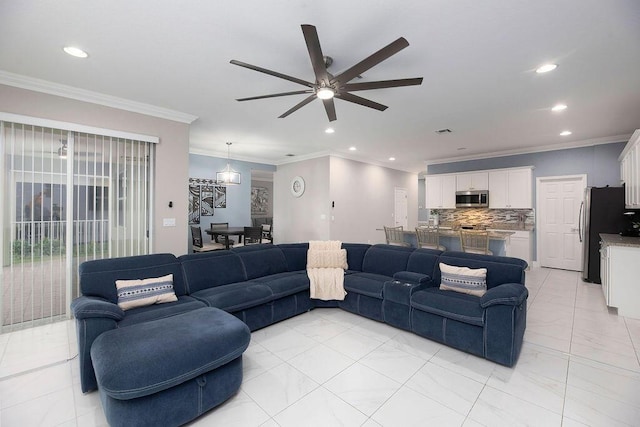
[216,142,241,185]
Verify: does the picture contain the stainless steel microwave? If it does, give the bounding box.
[455,190,489,208]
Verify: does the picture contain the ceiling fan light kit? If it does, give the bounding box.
[230,24,423,122]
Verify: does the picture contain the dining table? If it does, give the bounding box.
[204,227,246,250]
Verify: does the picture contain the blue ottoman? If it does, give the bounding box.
[91,307,251,427]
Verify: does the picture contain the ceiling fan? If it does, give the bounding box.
[230,24,423,122]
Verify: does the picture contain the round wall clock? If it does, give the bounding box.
[290,176,305,197]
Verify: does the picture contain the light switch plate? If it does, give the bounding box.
[163,218,176,227]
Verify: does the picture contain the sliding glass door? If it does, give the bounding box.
[0,121,153,330]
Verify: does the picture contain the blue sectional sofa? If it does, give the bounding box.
[71,242,528,423]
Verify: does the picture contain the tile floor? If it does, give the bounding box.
[1,267,640,426]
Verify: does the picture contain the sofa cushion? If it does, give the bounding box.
[117,296,207,328]
[91,307,250,400]
[116,274,178,310]
[79,253,186,303]
[191,282,273,312]
[361,244,413,277]
[231,245,289,279]
[439,263,487,297]
[342,243,371,272]
[179,251,247,294]
[278,243,309,271]
[344,272,390,299]
[406,248,442,278]
[249,272,310,299]
[411,288,485,326]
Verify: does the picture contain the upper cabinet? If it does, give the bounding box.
[425,174,456,209]
[620,129,640,208]
[456,172,488,191]
[489,168,532,208]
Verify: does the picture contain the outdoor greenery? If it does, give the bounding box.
[11,239,107,262]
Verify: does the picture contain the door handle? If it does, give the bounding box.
[578,201,584,242]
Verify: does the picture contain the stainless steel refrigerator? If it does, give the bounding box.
[579,186,625,283]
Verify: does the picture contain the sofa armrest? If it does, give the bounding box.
[71,296,125,321]
[480,283,528,308]
[392,271,431,285]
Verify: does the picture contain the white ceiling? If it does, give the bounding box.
[1,0,639,173]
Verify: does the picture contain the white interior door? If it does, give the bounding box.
[537,175,586,270]
[394,187,408,228]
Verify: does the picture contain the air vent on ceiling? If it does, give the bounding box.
[435,129,452,134]
[285,153,296,157]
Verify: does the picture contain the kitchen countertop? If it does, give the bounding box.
[402,228,514,240]
[600,233,640,248]
[439,222,534,232]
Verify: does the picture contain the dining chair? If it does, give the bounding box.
[191,226,225,253]
[384,226,410,247]
[459,230,492,255]
[261,224,273,244]
[234,226,263,246]
[415,226,446,251]
[210,222,233,245]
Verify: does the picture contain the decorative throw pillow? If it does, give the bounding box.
[116,274,178,311]
[439,263,488,297]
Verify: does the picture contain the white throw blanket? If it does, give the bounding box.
[307,240,348,300]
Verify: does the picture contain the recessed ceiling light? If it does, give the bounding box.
[552,104,567,112]
[389,157,396,161]
[63,46,88,58]
[536,63,557,73]
[325,127,335,134]
[560,130,572,136]
[349,146,356,151]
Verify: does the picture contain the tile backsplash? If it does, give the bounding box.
[431,208,535,228]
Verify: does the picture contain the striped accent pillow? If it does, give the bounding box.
[439,263,488,297]
[116,274,178,311]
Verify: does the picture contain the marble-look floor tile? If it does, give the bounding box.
[287,343,354,384]
[567,356,640,409]
[350,319,399,343]
[386,330,443,361]
[187,390,270,427]
[324,329,383,360]
[289,314,349,343]
[405,362,484,416]
[274,387,368,427]
[564,384,640,427]
[360,341,426,383]
[467,386,562,427]
[0,362,72,409]
[429,346,496,384]
[241,342,284,381]
[1,385,76,427]
[241,363,318,416]
[372,385,465,427]
[570,329,640,372]
[254,327,319,361]
[324,362,401,416]
[487,344,568,414]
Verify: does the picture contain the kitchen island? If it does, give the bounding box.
[383,228,514,256]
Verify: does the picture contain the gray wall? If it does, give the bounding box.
[426,142,625,187]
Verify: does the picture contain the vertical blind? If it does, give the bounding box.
[0,121,153,330]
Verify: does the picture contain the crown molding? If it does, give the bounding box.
[0,70,198,124]
[424,134,631,166]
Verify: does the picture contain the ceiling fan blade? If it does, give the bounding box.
[342,77,423,92]
[237,90,313,101]
[230,60,314,88]
[331,37,410,85]
[301,24,329,85]
[323,98,337,122]
[336,92,388,111]
[278,94,317,118]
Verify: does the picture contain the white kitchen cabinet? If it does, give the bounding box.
[619,129,640,208]
[425,174,456,209]
[599,236,640,319]
[456,172,488,192]
[488,168,532,208]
